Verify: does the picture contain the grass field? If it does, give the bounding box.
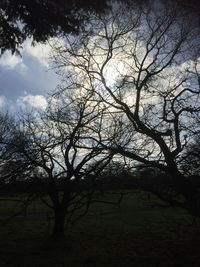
[0,190,200,267]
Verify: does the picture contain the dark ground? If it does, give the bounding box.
[0,190,200,267]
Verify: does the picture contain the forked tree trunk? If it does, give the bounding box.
[52,206,66,240]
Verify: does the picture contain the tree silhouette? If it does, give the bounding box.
[51,3,200,216]
[180,133,200,176]
[1,0,200,55]
[0,0,110,55]
[0,88,115,239]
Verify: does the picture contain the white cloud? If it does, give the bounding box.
[0,95,8,108]
[0,51,27,72]
[22,37,66,68]
[17,94,47,110]
[23,39,52,67]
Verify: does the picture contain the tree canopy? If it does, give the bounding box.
[1,0,200,55]
[50,3,200,215]
[0,0,110,54]
[0,86,117,238]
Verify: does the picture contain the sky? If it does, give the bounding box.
[0,39,59,113]
[0,1,199,115]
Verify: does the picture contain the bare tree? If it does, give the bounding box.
[51,3,200,215]
[0,87,115,239]
[0,113,33,188]
[180,133,200,176]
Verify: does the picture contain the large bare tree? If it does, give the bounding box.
[51,3,200,215]
[0,87,114,239]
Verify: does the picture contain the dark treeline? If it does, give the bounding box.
[3,171,198,196]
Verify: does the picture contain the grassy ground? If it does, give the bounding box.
[0,190,200,267]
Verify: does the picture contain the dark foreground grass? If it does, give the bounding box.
[0,191,200,267]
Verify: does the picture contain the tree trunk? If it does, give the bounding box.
[171,170,200,216]
[52,206,66,240]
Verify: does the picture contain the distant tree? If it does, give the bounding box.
[0,114,30,188]
[0,88,115,239]
[180,134,200,176]
[86,158,136,190]
[51,3,200,215]
[135,165,174,196]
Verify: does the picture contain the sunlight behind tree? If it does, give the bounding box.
[50,2,200,216]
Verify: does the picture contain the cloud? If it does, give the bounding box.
[23,39,52,67]
[17,94,48,110]
[0,51,27,72]
[0,95,8,108]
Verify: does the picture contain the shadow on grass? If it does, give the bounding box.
[0,191,200,267]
